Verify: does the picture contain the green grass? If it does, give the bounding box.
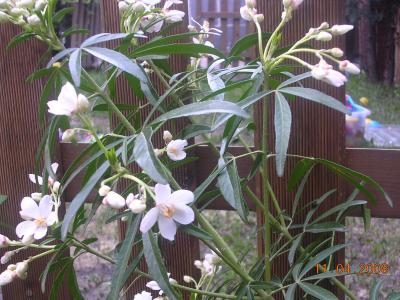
[347,75,400,124]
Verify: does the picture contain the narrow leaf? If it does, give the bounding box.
[299,282,338,300]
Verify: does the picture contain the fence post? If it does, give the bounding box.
[256,1,346,298]
[99,1,200,298]
[0,25,71,300]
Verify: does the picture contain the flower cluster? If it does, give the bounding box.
[193,251,221,277]
[240,0,264,23]
[118,0,185,34]
[0,0,47,26]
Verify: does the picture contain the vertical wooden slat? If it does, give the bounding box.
[100,1,199,298]
[256,1,346,298]
[0,24,71,300]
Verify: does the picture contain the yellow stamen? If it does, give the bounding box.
[34,217,46,227]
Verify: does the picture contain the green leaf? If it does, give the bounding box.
[285,284,297,300]
[370,279,386,300]
[229,32,271,57]
[53,7,75,23]
[362,206,371,231]
[312,200,367,224]
[81,33,129,47]
[299,282,338,300]
[61,160,110,240]
[133,130,168,184]
[217,154,249,221]
[143,232,178,300]
[304,270,349,281]
[152,101,249,125]
[67,266,84,300]
[69,49,82,87]
[220,116,243,156]
[132,43,225,59]
[62,27,90,38]
[83,47,146,82]
[288,158,315,192]
[0,195,7,206]
[288,235,302,266]
[107,214,142,300]
[274,92,292,177]
[291,162,315,217]
[279,87,348,114]
[180,124,211,139]
[278,72,311,89]
[387,292,400,300]
[7,32,36,50]
[299,244,346,279]
[305,222,346,233]
[180,224,213,241]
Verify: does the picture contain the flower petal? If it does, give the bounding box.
[154,184,171,204]
[172,203,194,225]
[169,190,194,205]
[158,215,177,241]
[33,226,47,240]
[47,100,73,116]
[16,221,37,238]
[140,207,159,233]
[20,197,40,219]
[51,162,59,174]
[58,82,78,109]
[167,150,186,161]
[39,195,54,219]
[168,139,188,151]
[146,280,161,291]
[28,174,43,185]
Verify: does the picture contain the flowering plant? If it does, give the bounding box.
[0,0,393,299]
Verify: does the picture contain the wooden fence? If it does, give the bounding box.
[0,1,399,299]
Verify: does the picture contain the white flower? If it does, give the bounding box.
[47,82,89,116]
[98,185,111,197]
[330,24,354,36]
[132,2,146,13]
[205,251,220,265]
[0,269,17,286]
[164,9,185,23]
[166,139,187,161]
[183,275,193,283]
[35,0,47,10]
[16,0,34,8]
[134,291,153,300]
[140,184,194,241]
[0,235,10,248]
[311,59,347,87]
[315,31,332,41]
[283,0,303,9]
[339,60,360,75]
[240,6,256,21]
[146,273,177,295]
[102,191,126,209]
[10,7,28,17]
[126,194,146,214]
[15,261,28,279]
[141,14,164,33]
[164,0,182,9]
[163,130,173,144]
[27,14,40,26]
[61,129,76,143]
[142,0,161,5]
[118,1,129,13]
[245,0,256,8]
[29,162,59,187]
[16,195,56,240]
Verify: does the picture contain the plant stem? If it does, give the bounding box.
[82,69,136,134]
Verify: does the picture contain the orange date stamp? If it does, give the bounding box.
[316,263,390,276]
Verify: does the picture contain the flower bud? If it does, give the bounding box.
[10,7,28,17]
[0,269,17,286]
[15,261,28,279]
[194,260,203,269]
[283,0,303,9]
[98,185,111,197]
[205,252,221,265]
[315,31,332,41]
[121,216,129,222]
[319,22,330,30]
[183,275,193,283]
[1,251,13,264]
[52,181,60,193]
[154,149,163,157]
[188,25,196,32]
[31,192,42,202]
[27,14,41,26]
[0,11,9,23]
[103,191,126,209]
[330,48,344,58]
[35,0,47,10]
[118,1,129,13]
[16,0,34,8]
[163,130,173,144]
[331,24,354,36]
[76,94,90,114]
[0,235,10,248]
[339,60,360,75]
[52,62,62,69]
[132,2,146,13]
[255,14,264,23]
[128,199,146,214]
[61,129,75,143]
